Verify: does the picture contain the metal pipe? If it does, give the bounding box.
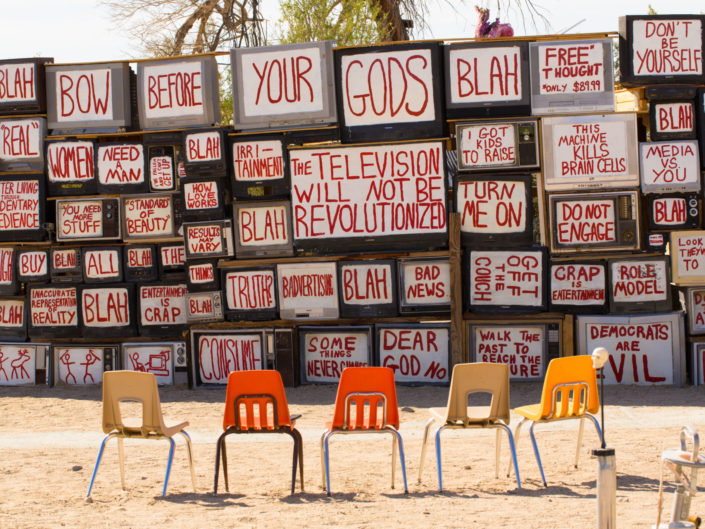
[593,448,616,529]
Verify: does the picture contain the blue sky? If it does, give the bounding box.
[0,0,702,62]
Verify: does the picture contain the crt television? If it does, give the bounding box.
[222,266,278,321]
[0,57,53,115]
[337,259,398,318]
[190,328,266,387]
[299,325,372,384]
[0,175,47,242]
[230,133,290,199]
[96,141,149,194]
[0,117,46,173]
[45,139,97,196]
[78,283,136,338]
[182,127,229,177]
[455,119,539,173]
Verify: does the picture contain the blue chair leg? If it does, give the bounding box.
[586,414,603,443]
[323,431,334,496]
[528,422,547,487]
[498,424,521,489]
[390,429,408,494]
[162,437,176,497]
[87,433,117,499]
[435,425,448,491]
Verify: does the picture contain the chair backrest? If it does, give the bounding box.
[331,367,400,430]
[222,370,292,431]
[444,362,510,425]
[537,355,600,420]
[102,371,166,435]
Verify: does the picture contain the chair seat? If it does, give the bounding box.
[431,405,499,426]
[513,403,543,422]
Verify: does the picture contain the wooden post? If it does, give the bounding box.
[449,213,464,366]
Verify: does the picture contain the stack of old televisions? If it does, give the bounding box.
[617,15,705,386]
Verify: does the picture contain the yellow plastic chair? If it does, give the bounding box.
[508,355,602,487]
[86,371,197,498]
[418,362,520,490]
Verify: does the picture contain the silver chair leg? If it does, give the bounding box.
[495,429,501,479]
[508,418,527,477]
[390,428,408,494]
[575,417,585,469]
[86,433,118,499]
[180,430,197,492]
[391,432,397,489]
[498,423,521,489]
[320,431,327,491]
[418,418,434,484]
[323,431,335,496]
[117,437,126,490]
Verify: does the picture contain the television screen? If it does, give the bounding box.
[183,220,234,259]
[619,15,705,87]
[639,140,700,193]
[230,133,290,199]
[646,193,701,230]
[684,287,705,334]
[547,191,641,254]
[122,342,180,385]
[231,41,337,130]
[137,282,188,337]
[466,248,547,313]
[81,246,123,283]
[0,297,27,341]
[455,119,539,172]
[0,57,53,115]
[0,117,46,172]
[137,55,220,130]
[607,256,672,313]
[541,112,639,191]
[186,259,219,292]
[576,312,685,385]
[650,100,696,140]
[376,323,450,385]
[190,328,265,387]
[691,342,705,385]
[334,41,445,143]
[529,39,615,115]
[299,325,372,384]
[49,345,119,386]
[27,285,79,338]
[45,139,96,196]
[397,257,450,314]
[180,127,228,177]
[0,175,46,241]
[79,283,135,338]
[17,249,49,283]
[289,140,448,253]
[123,244,158,283]
[0,248,18,296]
[233,200,294,258]
[121,193,180,241]
[55,197,121,242]
[186,291,223,323]
[549,260,607,313]
[158,243,186,279]
[338,259,397,318]
[454,174,533,248]
[0,343,50,386]
[222,266,278,321]
[669,230,705,285]
[444,41,530,119]
[49,247,82,283]
[181,177,226,222]
[45,62,133,131]
[277,261,338,320]
[467,322,557,381]
[145,136,183,192]
[96,141,148,194]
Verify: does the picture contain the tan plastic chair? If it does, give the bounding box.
[86,371,196,498]
[507,355,601,487]
[418,362,520,490]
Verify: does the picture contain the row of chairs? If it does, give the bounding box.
[86,355,602,498]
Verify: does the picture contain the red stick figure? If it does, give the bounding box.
[130,352,146,372]
[10,349,31,380]
[60,351,77,384]
[0,351,8,381]
[81,351,101,384]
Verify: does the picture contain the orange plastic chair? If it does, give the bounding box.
[214,370,303,494]
[86,371,196,498]
[320,366,408,495]
[508,355,602,486]
[418,363,521,490]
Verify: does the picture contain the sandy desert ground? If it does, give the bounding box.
[1,382,704,529]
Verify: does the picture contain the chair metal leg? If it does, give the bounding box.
[391,432,397,489]
[117,437,126,490]
[528,422,547,487]
[586,413,603,444]
[288,430,298,495]
[508,418,527,477]
[390,429,408,494]
[575,417,585,469]
[418,418,434,484]
[162,437,176,497]
[179,431,197,492]
[213,431,228,494]
[323,431,335,496]
[497,423,521,489]
[293,429,304,492]
[435,425,449,491]
[495,429,501,479]
[221,436,229,492]
[86,433,118,499]
[320,431,327,491]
